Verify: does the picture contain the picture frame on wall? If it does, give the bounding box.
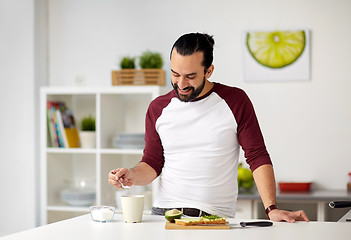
[242,29,311,82]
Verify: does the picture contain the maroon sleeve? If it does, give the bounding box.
[140,91,174,176]
[214,83,272,171]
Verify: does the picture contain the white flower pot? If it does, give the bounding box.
[79,131,96,148]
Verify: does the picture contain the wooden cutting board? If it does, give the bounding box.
[165,222,230,230]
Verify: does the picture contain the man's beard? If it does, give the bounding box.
[172,77,206,102]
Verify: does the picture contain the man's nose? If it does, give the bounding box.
[177,76,189,89]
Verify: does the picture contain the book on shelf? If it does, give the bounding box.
[46,104,59,148]
[47,101,63,147]
[55,109,69,147]
[47,101,80,148]
[61,108,80,148]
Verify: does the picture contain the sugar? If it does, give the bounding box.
[91,208,113,222]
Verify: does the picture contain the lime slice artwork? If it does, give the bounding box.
[246,30,306,69]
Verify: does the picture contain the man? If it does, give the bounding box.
[109,33,309,222]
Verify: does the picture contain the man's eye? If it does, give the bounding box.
[187,76,195,80]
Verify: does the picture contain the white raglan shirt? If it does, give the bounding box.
[141,83,271,218]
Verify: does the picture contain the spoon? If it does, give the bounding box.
[117,179,130,189]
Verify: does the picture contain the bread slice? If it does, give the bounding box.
[201,215,227,224]
[174,218,202,226]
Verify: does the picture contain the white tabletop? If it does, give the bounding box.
[1,214,351,240]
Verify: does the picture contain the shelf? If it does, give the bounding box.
[41,86,162,95]
[47,206,152,215]
[46,148,143,155]
[41,86,161,225]
[47,205,91,213]
[46,148,97,154]
[101,148,143,155]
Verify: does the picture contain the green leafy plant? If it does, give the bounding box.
[80,116,95,131]
[139,51,163,69]
[120,56,136,69]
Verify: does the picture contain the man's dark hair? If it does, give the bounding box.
[170,33,215,73]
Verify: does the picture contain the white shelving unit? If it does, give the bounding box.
[40,86,162,224]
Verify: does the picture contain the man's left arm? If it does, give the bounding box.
[253,164,309,222]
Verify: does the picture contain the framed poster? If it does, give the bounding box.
[243,29,310,82]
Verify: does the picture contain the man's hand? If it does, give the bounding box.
[108,162,157,188]
[108,168,134,189]
[268,209,310,223]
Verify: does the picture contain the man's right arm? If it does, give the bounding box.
[109,94,171,189]
[130,162,158,185]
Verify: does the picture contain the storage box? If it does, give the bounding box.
[112,69,165,86]
[278,182,312,192]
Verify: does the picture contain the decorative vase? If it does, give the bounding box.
[79,131,96,148]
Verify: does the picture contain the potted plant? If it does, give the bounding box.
[112,51,165,86]
[120,56,136,69]
[139,51,163,69]
[114,56,137,85]
[79,115,96,148]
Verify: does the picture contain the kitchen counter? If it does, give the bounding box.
[1,214,350,240]
[237,189,351,221]
[238,189,351,201]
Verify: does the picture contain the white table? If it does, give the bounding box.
[1,214,350,240]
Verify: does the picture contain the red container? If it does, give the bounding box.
[278,182,311,192]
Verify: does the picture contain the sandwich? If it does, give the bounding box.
[173,215,227,226]
[200,215,227,224]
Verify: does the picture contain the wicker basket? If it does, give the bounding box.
[112,69,165,86]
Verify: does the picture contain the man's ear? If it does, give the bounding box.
[206,65,214,79]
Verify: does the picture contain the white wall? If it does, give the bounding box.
[48,0,351,190]
[2,0,350,235]
[0,0,37,237]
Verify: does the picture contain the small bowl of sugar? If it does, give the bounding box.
[90,206,115,223]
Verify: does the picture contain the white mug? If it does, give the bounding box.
[120,195,144,223]
[115,189,131,210]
